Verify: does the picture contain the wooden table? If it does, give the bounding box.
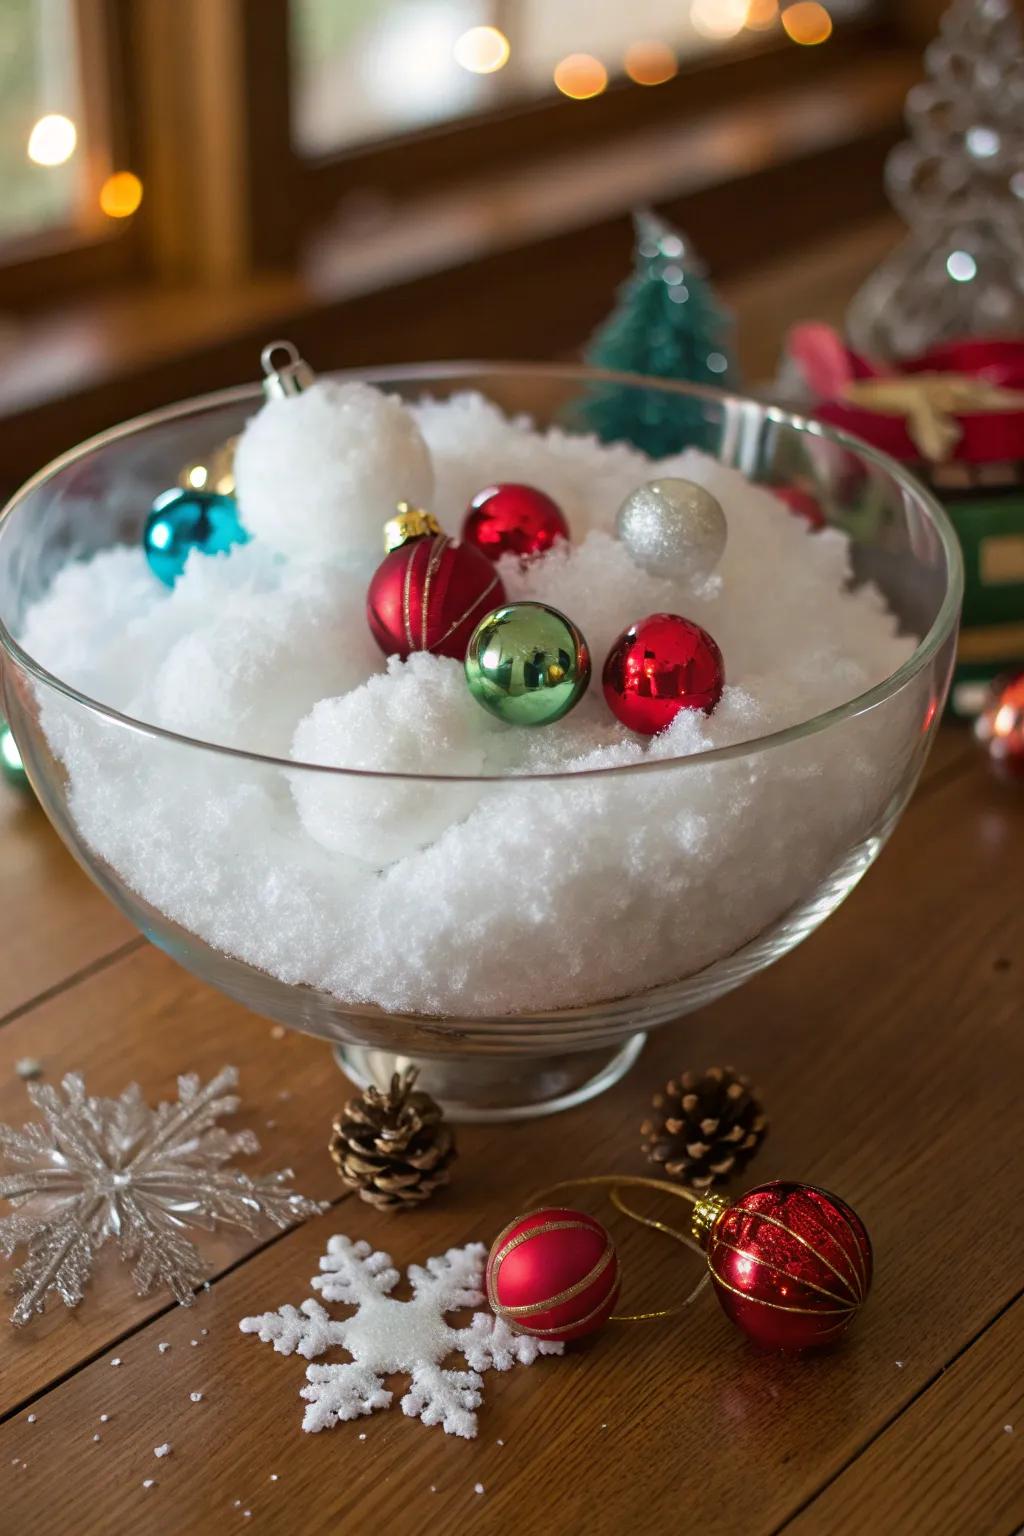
[1,719,1022,1536]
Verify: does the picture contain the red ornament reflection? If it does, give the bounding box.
[773,484,827,531]
[974,669,1024,781]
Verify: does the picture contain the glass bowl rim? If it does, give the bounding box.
[0,360,964,786]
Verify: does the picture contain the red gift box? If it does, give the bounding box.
[815,339,1024,465]
[781,328,1024,716]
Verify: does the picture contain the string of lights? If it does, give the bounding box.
[453,3,835,102]
[22,0,839,212]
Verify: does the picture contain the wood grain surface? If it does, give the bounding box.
[784,1300,1024,1536]
[0,786,135,1020]
[1,739,1022,1536]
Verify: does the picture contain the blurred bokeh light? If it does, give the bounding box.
[782,3,834,45]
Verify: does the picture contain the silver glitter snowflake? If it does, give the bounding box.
[0,1066,327,1326]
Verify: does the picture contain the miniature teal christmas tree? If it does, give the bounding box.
[582,210,737,455]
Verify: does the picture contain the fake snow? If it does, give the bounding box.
[21,391,922,1017]
[154,1444,171,1458]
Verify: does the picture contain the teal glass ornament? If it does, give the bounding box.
[0,717,27,789]
[144,487,248,586]
[465,602,591,727]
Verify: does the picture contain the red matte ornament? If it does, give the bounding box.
[974,669,1024,781]
[486,1207,619,1343]
[367,533,505,661]
[462,483,570,562]
[603,612,724,735]
[701,1180,873,1351]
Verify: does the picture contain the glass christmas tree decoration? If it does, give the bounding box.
[582,210,736,454]
[848,0,1024,360]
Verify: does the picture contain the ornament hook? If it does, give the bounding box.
[383,503,442,553]
[260,339,315,399]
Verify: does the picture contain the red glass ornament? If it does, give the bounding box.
[486,1207,619,1343]
[462,484,570,562]
[366,533,505,661]
[974,669,1024,781]
[701,1180,873,1351]
[773,485,827,531]
[603,612,724,735]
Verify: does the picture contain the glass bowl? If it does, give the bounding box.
[0,365,962,1120]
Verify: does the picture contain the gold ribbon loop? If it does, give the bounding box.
[526,1173,712,1324]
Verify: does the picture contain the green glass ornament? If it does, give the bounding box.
[0,717,28,789]
[465,602,591,727]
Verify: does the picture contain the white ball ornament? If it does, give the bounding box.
[616,478,727,579]
[150,572,381,756]
[289,654,494,869]
[234,341,434,560]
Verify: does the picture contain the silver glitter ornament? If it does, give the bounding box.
[0,1066,327,1326]
[616,478,727,578]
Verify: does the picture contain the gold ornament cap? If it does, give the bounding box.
[260,339,315,399]
[384,502,442,553]
[690,1191,730,1248]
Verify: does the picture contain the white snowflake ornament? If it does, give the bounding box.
[0,1067,327,1326]
[240,1235,562,1439]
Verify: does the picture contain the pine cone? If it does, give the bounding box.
[640,1066,767,1189]
[329,1068,455,1211]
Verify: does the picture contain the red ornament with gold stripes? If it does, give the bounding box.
[693,1179,873,1351]
[366,505,505,662]
[486,1206,619,1342]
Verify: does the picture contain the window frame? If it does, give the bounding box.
[0,0,930,307]
[0,0,146,311]
[241,3,904,268]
